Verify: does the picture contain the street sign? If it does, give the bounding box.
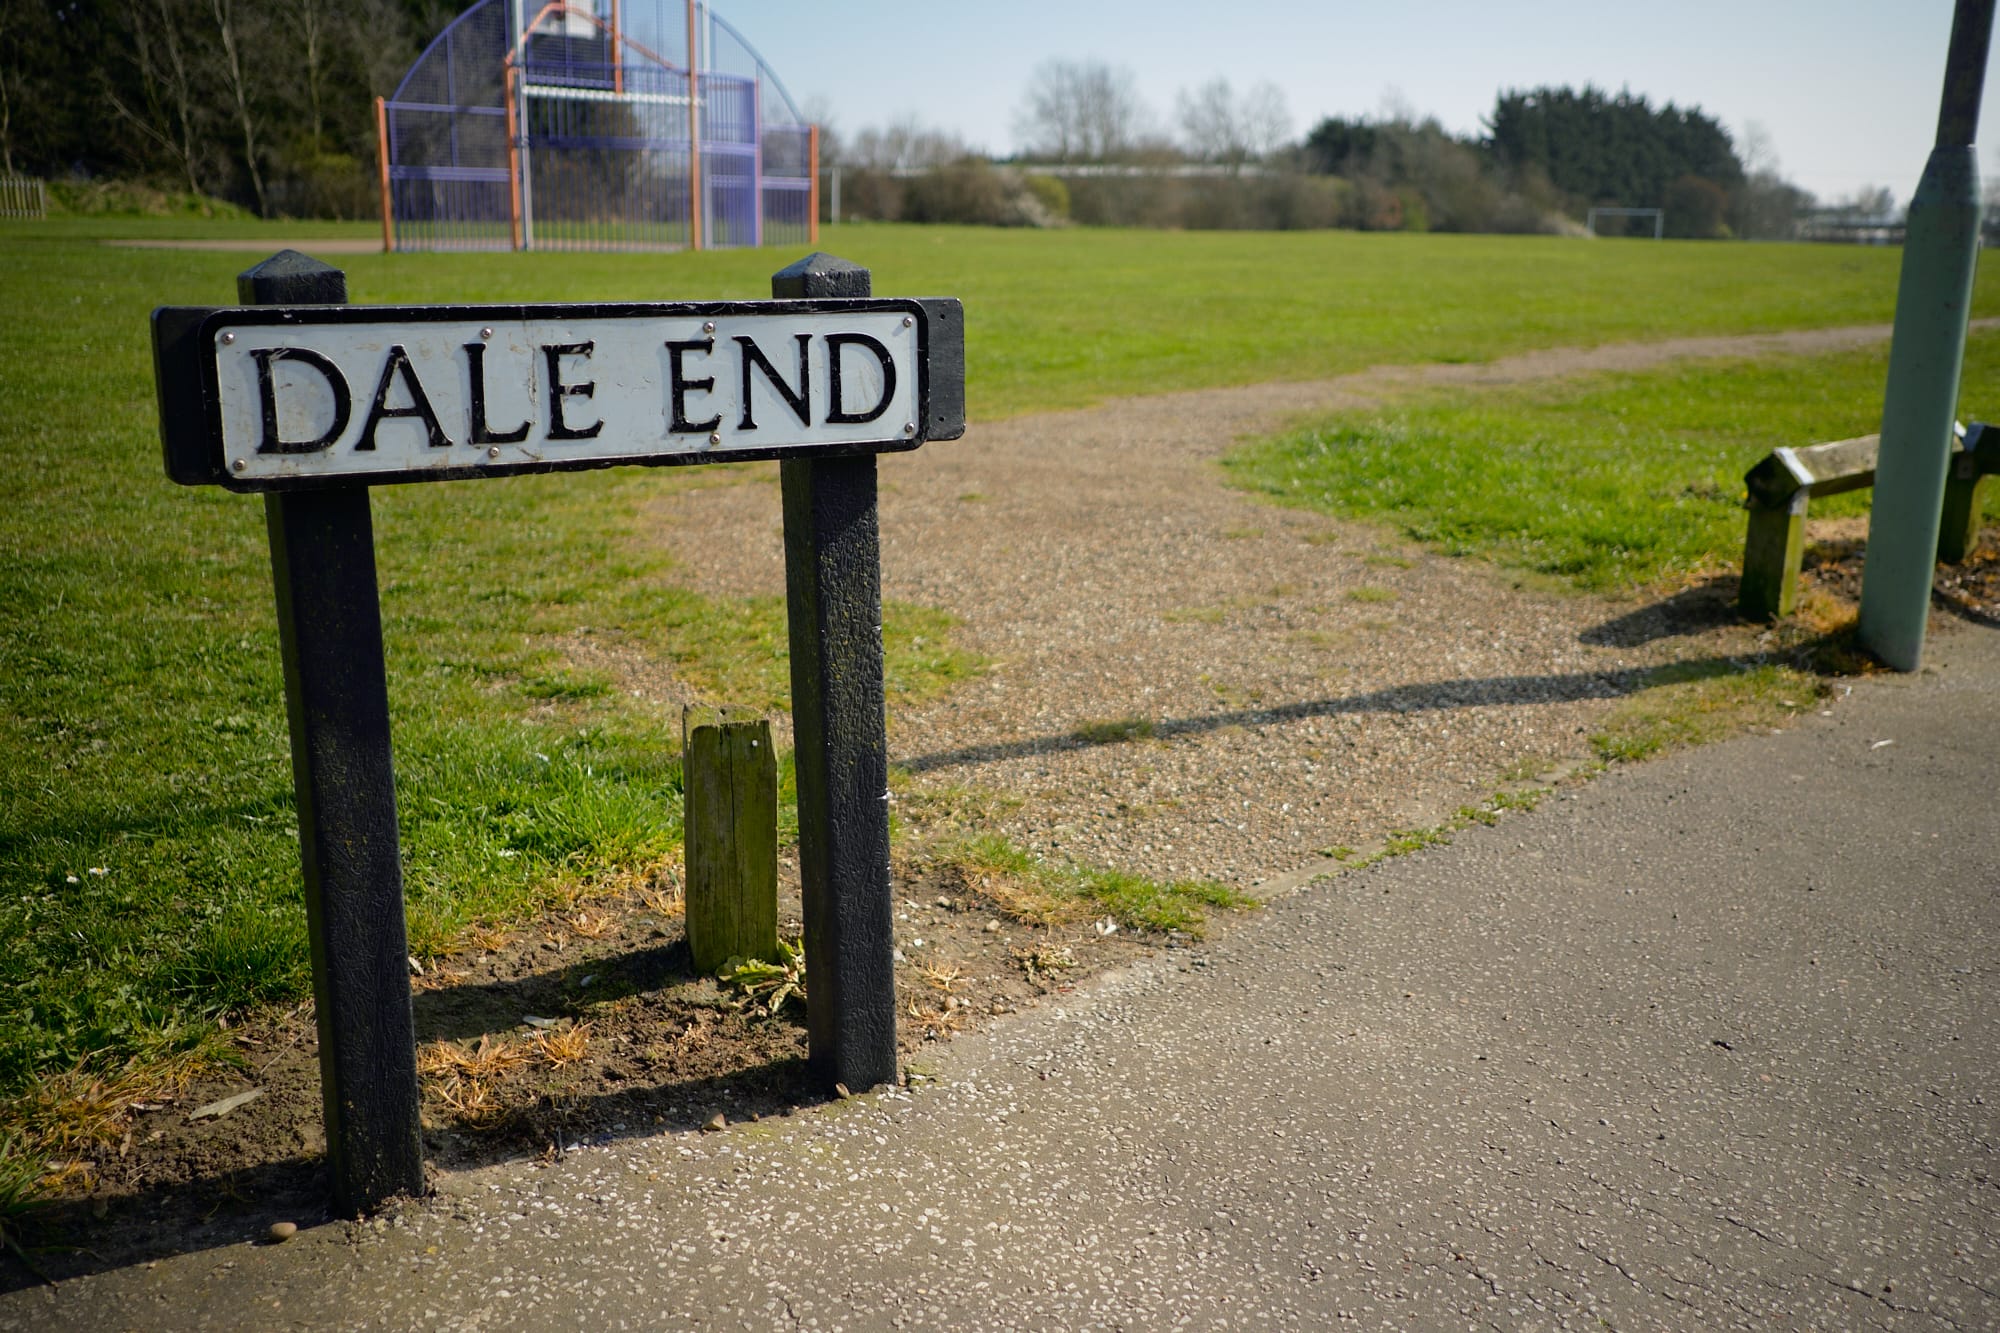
[152,297,964,490]
[149,250,935,1214]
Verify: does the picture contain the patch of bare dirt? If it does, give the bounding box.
[9,851,1169,1283]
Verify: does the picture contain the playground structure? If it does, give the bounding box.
[377,0,818,252]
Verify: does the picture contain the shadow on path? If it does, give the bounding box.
[1577,577,1742,647]
[895,651,1767,776]
[4,934,832,1293]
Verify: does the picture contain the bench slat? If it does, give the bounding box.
[1744,434,1879,507]
[1739,421,1982,620]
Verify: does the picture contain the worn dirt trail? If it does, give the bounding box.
[641,323,1917,887]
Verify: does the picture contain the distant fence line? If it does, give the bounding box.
[1796,214,1908,246]
[0,176,46,220]
[837,161,1264,182]
[821,160,1269,225]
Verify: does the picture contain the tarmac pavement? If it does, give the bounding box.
[7,623,1997,1331]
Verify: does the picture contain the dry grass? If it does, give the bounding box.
[12,1054,207,1157]
[916,961,968,994]
[420,1027,588,1127]
[1795,587,1860,637]
[0,1052,212,1200]
[411,964,469,994]
[418,1034,531,1083]
[434,1076,505,1129]
[566,907,617,940]
[563,850,686,907]
[534,1022,592,1068]
[639,885,686,918]
[465,926,513,955]
[903,993,968,1040]
[951,863,1084,928]
[36,1158,97,1195]
[1013,944,1078,982]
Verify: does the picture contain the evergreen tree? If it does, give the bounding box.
[1485,84,1744,211]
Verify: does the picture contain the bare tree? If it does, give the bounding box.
[1013,59,1147,162]
[210,0,274,215]
[849,115,968,171]
[345,0,418,104]
[1240,82,1292,160]
[1737,120,1777,177]
[286,0,333,151]
[1836,185,1898,220]
[0,0,36,175]
[801,96,842,166]
[1176,78,1234,165]
[1176,77,1291,171]
[1728,120,1813,240]
[103,0,213,195]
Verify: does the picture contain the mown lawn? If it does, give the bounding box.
[1226,333,2000,591]
[25,216,2000,421]
[0,217,1987,1108]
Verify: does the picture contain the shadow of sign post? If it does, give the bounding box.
[150,249,965,1215]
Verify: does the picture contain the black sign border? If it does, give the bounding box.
[153,297,964,493]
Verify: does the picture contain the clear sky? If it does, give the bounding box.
[727,0,2000,209]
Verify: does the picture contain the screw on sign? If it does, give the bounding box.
[150,249,965,1215]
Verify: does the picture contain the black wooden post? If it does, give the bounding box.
[774,253,898,1092]
[242,251,425,1215]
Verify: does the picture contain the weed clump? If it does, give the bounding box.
[934,835,1253,936]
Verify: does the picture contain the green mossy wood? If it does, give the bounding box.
[1939,422,1997,563]
[1739,435,1878,620]
[682,705,780,975]
[1739,424,1992,620]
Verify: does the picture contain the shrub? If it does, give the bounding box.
[46,176,251,219]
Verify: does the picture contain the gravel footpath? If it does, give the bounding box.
[646,324,1908,889]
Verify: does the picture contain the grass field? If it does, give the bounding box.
[20,217,2000,418]
[1226,333,2000,591]
[2,217,1991,1116]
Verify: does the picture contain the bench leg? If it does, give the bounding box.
[1740,495,1807,620]
[1937,472,1986,565]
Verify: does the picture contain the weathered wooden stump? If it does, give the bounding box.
[682,705,779,974]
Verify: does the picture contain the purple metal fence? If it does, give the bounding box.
[383,0,813,252]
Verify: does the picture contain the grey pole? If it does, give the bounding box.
[1856,0,1995,670]
[242,251,426,1216]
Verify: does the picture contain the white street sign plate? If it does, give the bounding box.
[153,298,962,491]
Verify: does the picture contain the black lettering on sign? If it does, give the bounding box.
[666,337,722,434]
[252,347,351,454]
[464,343,530,445]
[356,344,452,452]
[824,332,896,426]
[734,334,812,431]
[542,342,603,441]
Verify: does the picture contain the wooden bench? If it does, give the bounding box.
[1739,420,1994,619]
